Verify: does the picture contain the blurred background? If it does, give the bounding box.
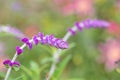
[0,0,120,80]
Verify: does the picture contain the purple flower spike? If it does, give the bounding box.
[75,22,83,31]
[82,19,110,28]
[38,32,69,49]
[68,28,76,35]
[33,35,39,45]
[21,38,33,49]
[68,19,109,36]
[16,46,23,55]
[0,25,25,39]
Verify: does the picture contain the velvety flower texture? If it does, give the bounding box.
[53,0,94,16]
[98,39,120,71]
[16,32,68,55]
[3,60,20,67]
[3,32,68,69]
[16,46,23,55]
[68,19,109,35]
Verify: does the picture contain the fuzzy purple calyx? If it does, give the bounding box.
[38,32,68,49]
[3,60,20,68]
[21,38,33,49]
[75,22,83,31]
[33,35,39,45]
[68,28,76,35]
[12,61,20,67]
[16,46,23,55]
[3,59,11,67]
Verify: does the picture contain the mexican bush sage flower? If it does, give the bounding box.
[4,32,68,68]
[68,19,109,35]
[3,19,110,80]
[20,32,68,51]
[3,60,20,68]
[0,25,25,39]
[16,46,23,55]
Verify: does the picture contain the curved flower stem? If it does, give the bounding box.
[48,26,77,79]
[4,40,32,80]
[4,32,69,80]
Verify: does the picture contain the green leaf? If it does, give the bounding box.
[21,65,33,79]
[5,64,10,68]
[52,55,72,80]
[38,45,53,55]
[116,68,120,74]
[0,32,13,37]
[40,57,54,64]
[30,61,39,74]
[67,78,85,80]
[12,66,20,71]
[0,72,5,78]
[14,75,24,80]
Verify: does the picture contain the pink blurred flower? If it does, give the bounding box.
[0,42,7,72]
[98,39,120,71]
[0,56,8,72]
[107,22,120,37]
[53,0,94,16]
[11,1,22,12]
[24,25,39,38]
[116,0,120,11]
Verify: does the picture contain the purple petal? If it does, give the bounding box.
[16,46,23,55]
[75,22,83,31]
[12,61,20,67]
[3,59,12,67]
[68,28,76,35]
[33,35,39,45]
[27,43,33,50]
[21,38,29,43]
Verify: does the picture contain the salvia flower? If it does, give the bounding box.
[3,32,68,70]
[15,32,68,56]
[3,60,11,68]
[68,19,110,35]
[21,32,68,50]
[21,38,33,50]
[38,32,68,49]
[3,60,20,68]
[12,61,20,67]
[0,25,25,39]
[16,46,23,55]
[33,35,39,45]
